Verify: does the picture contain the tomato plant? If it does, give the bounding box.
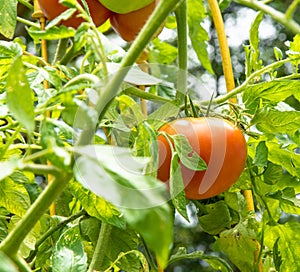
[110,0,160,41]
[38,0,112,28]
[157,117,247,199]
[1,0,300,271]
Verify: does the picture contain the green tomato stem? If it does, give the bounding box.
[18,0,33,9]
[76,0,184,146]
[26,209,87,262]
[123,86,172,103]
[285,0,300,21]
[20,163,62,176]
[0,172,72,256]
[17,16,39,28]
[213,57,300,105]
[88,222,113,272]
[234,0,300,34]
[175,0,188,104]
[13,255,32,272]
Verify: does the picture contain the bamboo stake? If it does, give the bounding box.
[32,0,55,216]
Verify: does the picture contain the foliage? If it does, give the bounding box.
[0,0,300,271]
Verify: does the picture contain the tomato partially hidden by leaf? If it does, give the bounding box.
[157,117,247,200]
[110,0,160,42]
[38,0,112,28]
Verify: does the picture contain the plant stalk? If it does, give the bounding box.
[76,0,184,146]
[88,223,113,272]
[213,57,300,105]
[26,209,87,262]
[0,173,72,256]
[234,0,300,34]
[175,0,188,104]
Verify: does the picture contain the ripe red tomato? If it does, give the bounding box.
[157,117,247,200]
[109,0,160,41]
[38,0,112,28]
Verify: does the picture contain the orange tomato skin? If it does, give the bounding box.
[157,117,247,200]
[109,0,159,41]
[38,0,112,28]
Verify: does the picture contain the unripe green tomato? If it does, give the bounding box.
[38,0,112,28]
[157,117,247,200]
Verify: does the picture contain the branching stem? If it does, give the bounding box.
[234,0,300,34]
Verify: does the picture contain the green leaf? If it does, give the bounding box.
[51,226,87,272]
[40,120,72,169]
[147,102,179,129]
[0,0,17,39]
[198,201,232,235]
[0,158,18,181]
[73,145,173,268]
[79,217,101,244]
[8,215,42,258]
[274,47,283,61]
[251,108,300,135]
[117,94,145,124]
[213,221,258,272]
[243,81,300,111]
[170,152,188,220]
[172,134,207,171]
[263,163,284,185]
[273,238,282,271]
[0,178,30,217]
[287,34,300,67]
[187,0,214,74]
[0,41,22,78]
[169,247,233,272]
[70,181,125,229]
[0,215,8,243]
[28,26,76,42]
[102,226,141,272]
[149,39,178,65]
[266,187,300,208]
[61,99,98,130]
[267,141,300,177]
[253,141,268,167]
[0,252,18,272]
[45,8,77,29]
[249,12,264,72]
[289,34,300,53]
[6,57,35,133]
[107,63,162,86]
[133,122,158,176]
[265,221,300,272]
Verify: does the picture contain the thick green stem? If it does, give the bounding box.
[0,173,72,256]
[20,164,61,176]
[234,0,300,34]
[88,223,113,272]
[212,57,300,104]
[285,0,300,21]
[18,0,33,9]
[175,1,188,103]
[76,0,184,146]
[27,209,86,262]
